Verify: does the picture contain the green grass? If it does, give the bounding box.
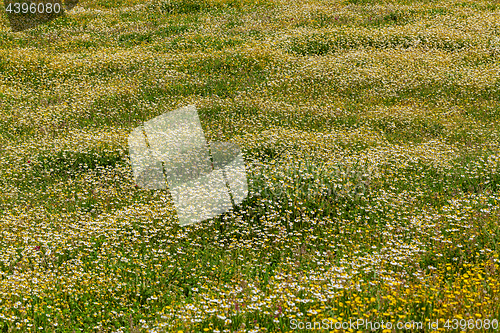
[0,0,500,332]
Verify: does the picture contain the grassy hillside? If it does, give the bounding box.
[0,0,499,331]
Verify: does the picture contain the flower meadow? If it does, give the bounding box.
[1,0,500,331]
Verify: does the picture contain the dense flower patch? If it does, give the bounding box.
[0,0,499,332]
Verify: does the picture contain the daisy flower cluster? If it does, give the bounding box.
[0,0,499,331]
